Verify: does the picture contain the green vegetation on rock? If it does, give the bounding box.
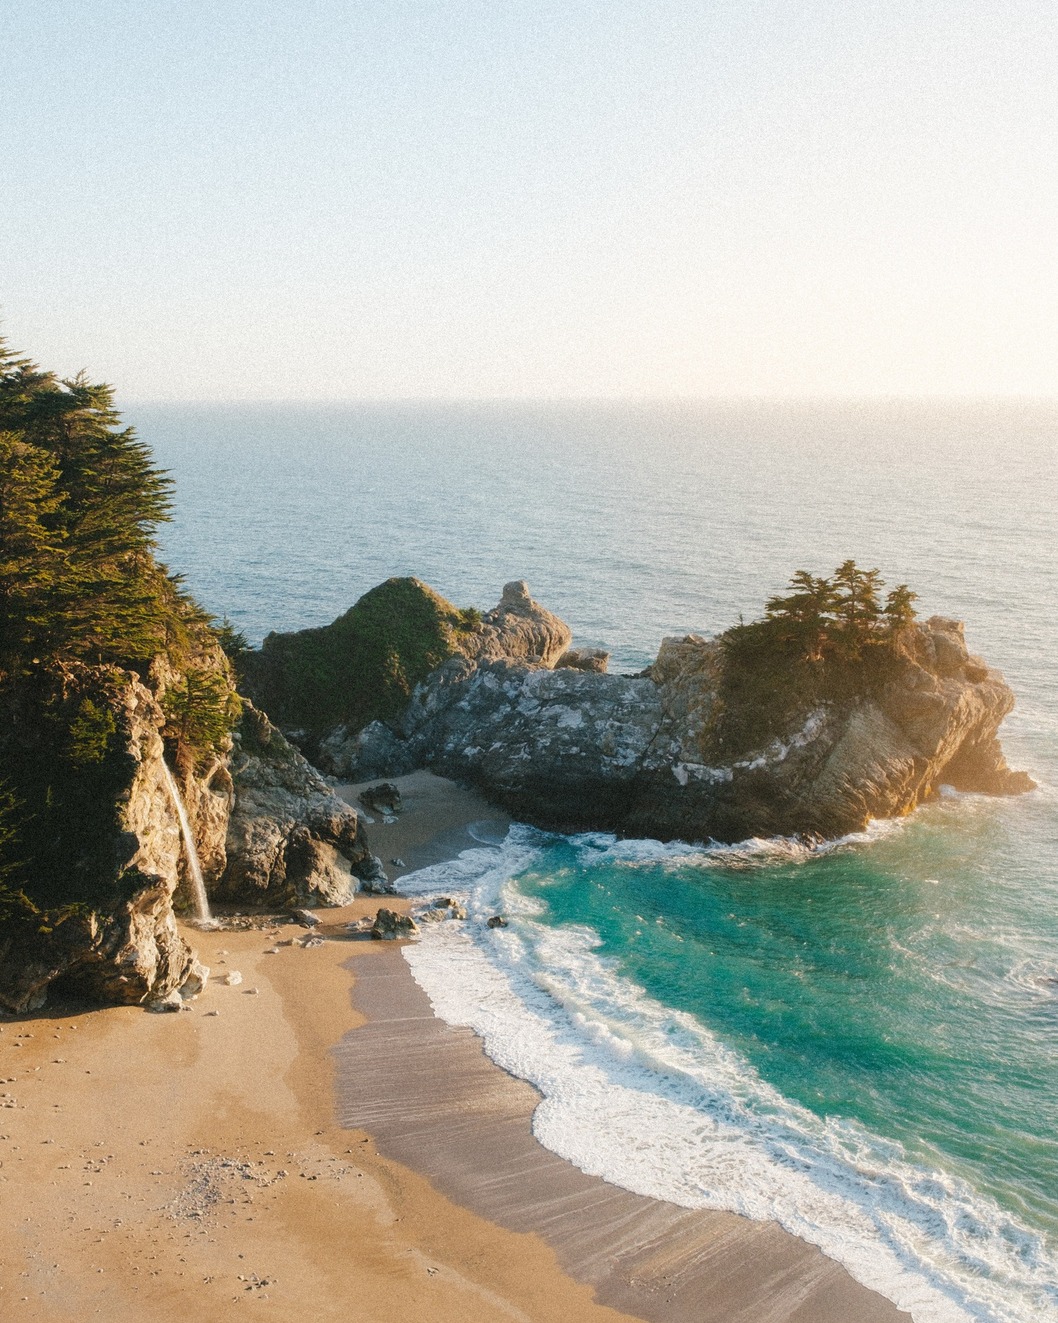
[242,576,480,743]
[713,561,918,758]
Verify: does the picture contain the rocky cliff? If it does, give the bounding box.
[317,580,571,775]
[0,657,222,1014]
[0,338,380,1014]
[336,593,1034,844]
[0,662,377,1015]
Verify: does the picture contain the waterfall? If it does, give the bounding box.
[160,760,213,926]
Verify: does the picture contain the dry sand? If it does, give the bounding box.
[0,771,908,1321]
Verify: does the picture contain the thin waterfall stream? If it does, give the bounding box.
[160,760,213,926]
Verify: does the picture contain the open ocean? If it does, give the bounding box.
[137,400,1058,1322]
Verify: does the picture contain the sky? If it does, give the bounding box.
[1,0,1056,400]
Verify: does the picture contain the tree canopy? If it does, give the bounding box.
[713,562,920,757]
[0,338,186,676]
[761,560,917,662]
[0,341,237,913]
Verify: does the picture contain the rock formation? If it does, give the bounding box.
[0,672,378,1014]
[318,580,571,776]
[219,703,377,909]
[0,656,227,1014]
[370,907,419,940]
[329,591,1034,844]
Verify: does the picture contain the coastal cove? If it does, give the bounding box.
[2,397,1055,1323]
[139,399,1058,1323]
[0,773,906,1323]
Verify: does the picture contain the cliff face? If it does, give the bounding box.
[345,604,1033,844]
[0,660,219,1014]
[0,665,375,1015]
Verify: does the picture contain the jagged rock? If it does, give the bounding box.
[147,990,185,1013]
[358,782,403,815]
[180,960,210,999]
[315,581,573,778]
[219,703,374,909]
[223,970,243,986]
[556,647,610,673]
[0,875,197,1015]
[370,908,419,941]
[321,720,414,783]
[292,908,321,928]
[353,610,1034,843]
[471,580,572,669]
[486,915,509,929]
[356,854,394,895]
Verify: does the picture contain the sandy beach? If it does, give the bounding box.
[0,772,908,1321]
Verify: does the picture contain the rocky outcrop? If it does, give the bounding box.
[318,581,572,777]
[469,580,572,668]
[556,647,610,674]
[0,876,197,1015]
[359,782,403,815]
[347,608,1034,844]
[219,703,377,909]
[371,908,419,940]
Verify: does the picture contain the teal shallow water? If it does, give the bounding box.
[516,796,1058,1242]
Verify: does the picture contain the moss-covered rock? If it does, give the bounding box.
[241,577,482,747]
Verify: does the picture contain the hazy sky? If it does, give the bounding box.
[2,1,1056,399]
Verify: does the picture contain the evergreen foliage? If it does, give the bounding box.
[215,617,250,677]
[760,560,916,662]
[715,562,918,756]
[0,340,237,912]
[0,339,179,674]
[163,667,241,759]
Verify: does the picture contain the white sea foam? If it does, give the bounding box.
[400,826,1058,1323]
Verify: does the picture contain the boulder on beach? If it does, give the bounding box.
[358,782,404,815]
[370,908,419,941]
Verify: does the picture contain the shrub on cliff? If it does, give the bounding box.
[241,576,481,744]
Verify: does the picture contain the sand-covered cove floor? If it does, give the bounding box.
[1,771,907,1321]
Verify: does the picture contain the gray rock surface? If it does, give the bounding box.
[316,581,572,778]
[358,782,403,815]
[219,703,375,909]
[347,611,1034,844]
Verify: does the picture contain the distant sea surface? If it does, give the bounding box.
[138,400,1058,1322]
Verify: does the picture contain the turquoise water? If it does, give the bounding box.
[518,799,1058,1240]
[137,399,1058,1319]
